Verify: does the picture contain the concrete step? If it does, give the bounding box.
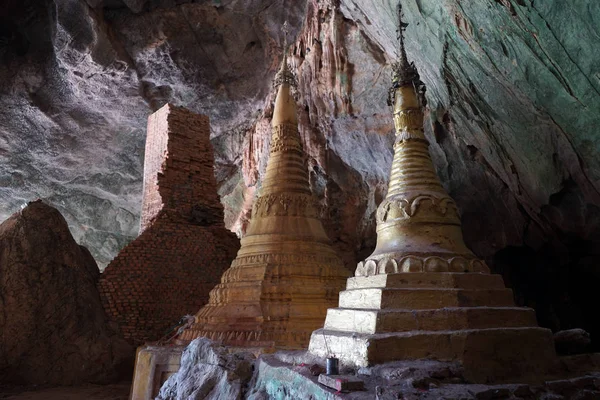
[323,306,537,334]
[308,326,556,383]
[338,287,515,310]
[346,272,505,290]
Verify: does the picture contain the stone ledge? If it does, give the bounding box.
[323,306,537,334]
[346,272,505,290]
[309,327,556,383]
[338,287,515,309]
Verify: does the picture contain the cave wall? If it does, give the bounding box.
[340,0,600,347]
[0,0,308,269]
[1,0,599,346]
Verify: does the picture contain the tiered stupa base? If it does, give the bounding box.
[178,254,348,350]
[309,272,556,383]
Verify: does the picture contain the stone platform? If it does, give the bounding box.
[309,272,557,383]
[250,351,600,399]
[147,338,600,399]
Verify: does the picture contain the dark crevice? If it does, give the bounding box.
[493,239,600,352]
[492,180,600,351]
[547,115,600,201]
[358,28,386,65]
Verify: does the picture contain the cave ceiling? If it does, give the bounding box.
[1,0,599,278]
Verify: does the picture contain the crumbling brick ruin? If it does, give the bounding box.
[98,104,239,345]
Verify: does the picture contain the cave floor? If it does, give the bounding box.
[0,382,131,400]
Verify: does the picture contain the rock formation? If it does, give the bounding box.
[98,104,239,345]
[246,354,600,400]
[157,338,255,400]
[555,328,592,355]
[0,200,131,385]
[177,42,350,349]
[0,0,598,349]
[156,341,600,400]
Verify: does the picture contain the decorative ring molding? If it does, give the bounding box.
[355,255,489,276]
[376,194,459,223]
[253,192,320,218]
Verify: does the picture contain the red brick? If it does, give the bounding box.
[98,104,239,346]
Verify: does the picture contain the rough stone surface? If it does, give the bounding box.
[157,338,255,400]
[246,353,600,400]
[555,329,592,355]
[152,344,600,399]
[0,201,132,385]
[97,104,239,345]
[1,0,599,347]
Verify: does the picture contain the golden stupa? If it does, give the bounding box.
[308,6,556,383]
[178,29,350,349]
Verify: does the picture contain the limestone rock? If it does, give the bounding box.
[246,354,600,399]
[554,329,592,355]
[145,346,600,400]
[157,338,255,400]
[0,200,132,385]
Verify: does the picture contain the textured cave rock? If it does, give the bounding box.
[0,0,599,348]
[0,0,308,269]
[156,343,600,399]
[0,200,132,385]
[554,328,592,356]
[157,338,255,400]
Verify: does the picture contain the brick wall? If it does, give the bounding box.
[98,104,239,345]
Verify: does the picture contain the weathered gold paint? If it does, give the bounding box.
[178,49,349,350]
[308,15,556,382]
[356,83,485,276]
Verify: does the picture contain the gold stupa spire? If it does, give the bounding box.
[308,6,555,382]
[272,21,297,96]
[355,5,487,276]
[178,22,349,349]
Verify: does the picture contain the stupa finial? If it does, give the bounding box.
[282,20,290,50]
[274,21,297,88]
[388,2,425,107]
[396,2,411,74]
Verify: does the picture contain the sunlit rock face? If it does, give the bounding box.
[0,0,599,346]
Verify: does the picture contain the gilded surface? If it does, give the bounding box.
[307,10,554,376]
[393,108,423,133]
[375,194,459,223]
[357,82,486,276]
[177,50,349,350]
[252,192,320,218]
